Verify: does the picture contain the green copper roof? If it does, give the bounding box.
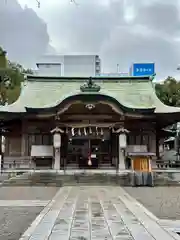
[1,76,180,114]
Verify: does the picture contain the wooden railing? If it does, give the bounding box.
[155,159,178,168]
[4,156,31,169]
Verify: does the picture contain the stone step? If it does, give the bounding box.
[1,172,131,186]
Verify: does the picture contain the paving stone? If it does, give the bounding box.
[22,186,178,240]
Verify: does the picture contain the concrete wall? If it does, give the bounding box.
[63,55,97,77]
[37,63,61,76]
[35,54,101,77]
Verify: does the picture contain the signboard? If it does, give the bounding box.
[131,63,155,77]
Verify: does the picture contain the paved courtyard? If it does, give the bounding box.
[0,186,178,240]
[124,186,180,220]
[19,186,178,240]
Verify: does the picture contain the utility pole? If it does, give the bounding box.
[176,66,180,163]
[176,123,180,163]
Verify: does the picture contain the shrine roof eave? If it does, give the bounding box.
[24,93,156,115]
[156,112,180,128]
[159,129,176,138]
[1,75,180,117]
[26,75,151,81]
[0,112,27,121]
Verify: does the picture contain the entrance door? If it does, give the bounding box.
[66,137,112,169]
[90,139,111,167]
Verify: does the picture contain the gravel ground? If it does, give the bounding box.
[124,186,180,220]
[0,186,59,200]
[0,206,43,240]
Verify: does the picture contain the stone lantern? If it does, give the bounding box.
[51,127,64,170]
[114,127,129,171]
[119,132,127,149]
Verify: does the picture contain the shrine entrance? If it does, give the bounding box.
[66,128,113,169]
[55,95,122,170]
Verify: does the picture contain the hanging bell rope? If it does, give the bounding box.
[88,156,92,166]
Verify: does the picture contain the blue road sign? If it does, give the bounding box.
[132,63,155,77]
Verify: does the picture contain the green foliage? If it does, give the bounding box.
[0,47,33,105]
[155,76,180,107]
[0,47,7,68]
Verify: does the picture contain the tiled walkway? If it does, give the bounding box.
[20,186,178,240]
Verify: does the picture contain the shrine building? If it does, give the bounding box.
[0,75,180,170]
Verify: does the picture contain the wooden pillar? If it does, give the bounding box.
[0,129,3,171]
[156,124,160,159]
[61,134,68,170]
[21,134,26,156]
[21,121,26,156]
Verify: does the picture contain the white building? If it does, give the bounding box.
[34,54,101,77]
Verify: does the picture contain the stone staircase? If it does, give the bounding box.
[1,172,131,187]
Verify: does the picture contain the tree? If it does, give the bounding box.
[0,47,32,105]
[155,76,180,107]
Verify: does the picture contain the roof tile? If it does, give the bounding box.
[0,78,180,113]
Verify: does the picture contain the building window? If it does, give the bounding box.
[27,134,53,155]
[42,134,53,145]
[34,135,42,144]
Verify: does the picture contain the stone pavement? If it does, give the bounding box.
[19,186,178,240]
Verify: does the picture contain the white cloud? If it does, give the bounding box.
[0,0,180,79]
